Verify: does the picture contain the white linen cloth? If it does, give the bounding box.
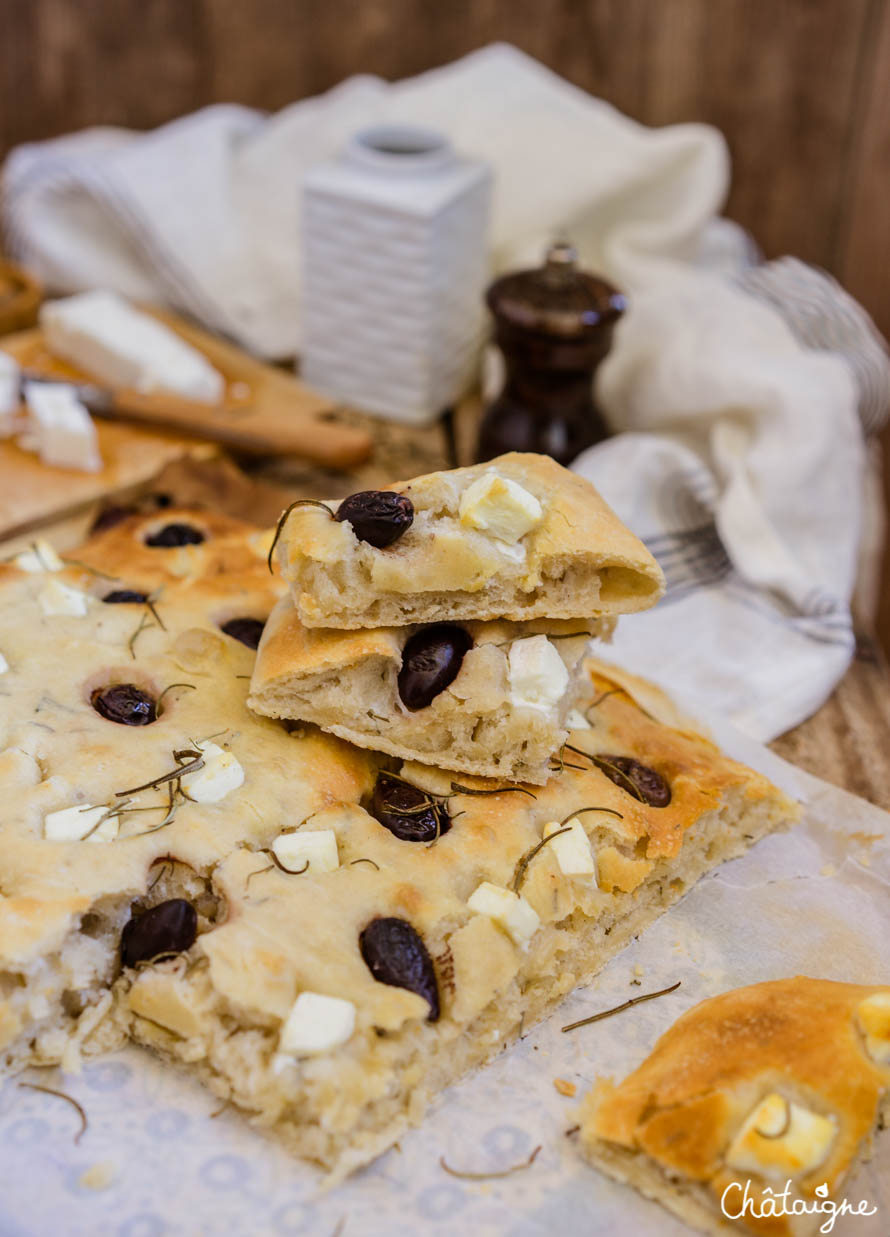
[3,43,888,740]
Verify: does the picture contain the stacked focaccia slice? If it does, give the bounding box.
[251,452,663,784]
[0,505,797,1179]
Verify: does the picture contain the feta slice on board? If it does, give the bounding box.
[279,992,356,1056]
[44,803,119,843]
[0,352,20,432]
[508,635,569,714]
[272,829,339,873]
[180,741,244,804]
[14,539,64,572]
[39,578,90,616]
[542,818,597,878]
[459,471,543,542]
[467,881,540,947]
[41,290,224,403]
[22,382,101,473]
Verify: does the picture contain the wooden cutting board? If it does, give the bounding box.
[0,306,372,540]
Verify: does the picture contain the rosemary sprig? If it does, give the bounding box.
[590,756,646,803]
[511,828,572,893]
[245,864,275,890]
[450,782,536,800]
[440,1144,541,1180]
[115,749,203,797]
[350,857,380,870]
[60,557,119,581]
[561,981,681,1033]
[266,851,310,876]
[267,499,335,572]
[18,1083,88,1143]
[156,682,196,710]
[559,805,623,826]
[127,609,154,659]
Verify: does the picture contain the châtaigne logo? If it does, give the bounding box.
[720,1179,877,1233]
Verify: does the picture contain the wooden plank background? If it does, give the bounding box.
[2,0,889,641]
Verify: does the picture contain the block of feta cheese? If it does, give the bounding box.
[0,352,20,433]
[40,290,224,404]
[22,382,102,473]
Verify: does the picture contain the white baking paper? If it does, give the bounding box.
[1,750,887,1237]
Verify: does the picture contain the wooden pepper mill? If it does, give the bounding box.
[476,242,625,465]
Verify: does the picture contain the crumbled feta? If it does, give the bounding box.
[726,1093,836,1178]
[508,636,569,714]
[467,881,540,947]
[22,381,102,473]
[180,741,244,804]
[41,290,224,404]
[39,578,90,616]
[459,472,543,543]
[14,539,64,572]
[279,991,356,1056]
[565,708,592,731]
[44,803,119,843]
[543,818,597,878]
[857,992,890,1064]
[272,829,339,874]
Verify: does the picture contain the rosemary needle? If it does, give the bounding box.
[440,1144,541,1180]
[561,981,681,1033]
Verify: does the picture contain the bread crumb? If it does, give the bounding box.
[554,1078,576,1097]
[78,1161,115,1190]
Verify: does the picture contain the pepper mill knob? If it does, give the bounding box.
[476,242,625,466]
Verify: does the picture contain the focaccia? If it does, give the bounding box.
[274,452,665,628]
[0,511,795,1181]
[248,593,614,784]
[578,977,890,1236]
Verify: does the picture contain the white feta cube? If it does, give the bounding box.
[22,381,101,473]
[272,829,339,874]
[279,991,356,1056]
[726,1093,836,1179]
[180,741,244,804]
[467,881,540,947]
[508,636,569,715]
[543,818,597,878]
[39,578,89,616]
[857,992,890,1064]
[41,291,224,404]
[14,539,64,573]
[459,472,543,543]
[44,803,119,843]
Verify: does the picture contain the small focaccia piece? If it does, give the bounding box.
[273,452,665,628]
[579,978,890,1236]
[248,594,614,784]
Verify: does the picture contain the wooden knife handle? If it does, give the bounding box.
[103,388,373,470]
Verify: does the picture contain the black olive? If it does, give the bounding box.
[593,754,671,807]
[220,617,265,649]
[359,917,440,1021]
[91,504,137,533]
[144,523,206,548]
[91,684,158,726]
[120,899,198,967]
[335,491,414,549]
[369,772,451,843]
[397,624,472,710]
[103,589,149,605]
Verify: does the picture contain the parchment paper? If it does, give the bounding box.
[1,736,887,1237]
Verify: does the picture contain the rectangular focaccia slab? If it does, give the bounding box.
[273,452,665,629]
[247,593,615,784]
[0,511,795,1183]
[578,977,890,1236]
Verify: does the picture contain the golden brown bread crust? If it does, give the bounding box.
[580,977,890,1235]
[0,508,797,1179]
[275,452,666,627]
